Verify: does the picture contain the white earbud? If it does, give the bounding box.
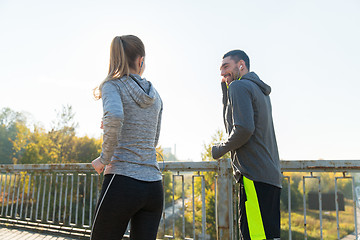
[239,65,243,70]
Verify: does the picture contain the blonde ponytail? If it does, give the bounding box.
[94,35,145,100]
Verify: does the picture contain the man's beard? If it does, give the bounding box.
[225,67,241,85]
[231,67,241,82]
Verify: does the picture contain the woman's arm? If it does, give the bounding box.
[154,99,163,147]
[92,81,124,173]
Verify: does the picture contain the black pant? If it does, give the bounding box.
[91,174,163,240]
[239,176,281,240]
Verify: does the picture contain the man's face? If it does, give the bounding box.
[220,56,241,85]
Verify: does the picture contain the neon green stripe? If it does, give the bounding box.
[243,176,266,240]
[226,76,242,88]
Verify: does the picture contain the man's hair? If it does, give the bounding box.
[223,50,250,71]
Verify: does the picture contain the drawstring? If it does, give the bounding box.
[156,151,165,172]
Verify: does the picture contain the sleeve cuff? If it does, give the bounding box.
[99,153,110,165]
[212,144,226,159]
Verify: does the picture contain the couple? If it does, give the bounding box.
[90,35,281,240]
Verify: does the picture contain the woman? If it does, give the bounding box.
[91,35,163,240]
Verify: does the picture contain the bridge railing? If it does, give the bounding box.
[280,160,360,240]
[0,160,359,240]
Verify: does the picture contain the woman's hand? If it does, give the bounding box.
[92,157,105,174]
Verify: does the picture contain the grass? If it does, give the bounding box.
[281,199,355,240]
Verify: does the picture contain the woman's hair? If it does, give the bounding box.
[94,35,145,99]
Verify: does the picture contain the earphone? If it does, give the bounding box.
[239,65,243,70]
[139,60,144,74]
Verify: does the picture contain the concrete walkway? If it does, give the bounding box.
[0,227,83,240]
[342,232,357,240]
[341,206,360,240]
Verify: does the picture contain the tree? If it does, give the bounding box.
[0,107,27,127]
[0,108,29,164]
[48,105,79,163]
[184,129,231,239]
[280,172,303,211]
[51,104,79,133]
[297,172,354,200]
[0,124,14,164]
[17,126,60,164]
[68,136,102,163]
[1,106,102,164]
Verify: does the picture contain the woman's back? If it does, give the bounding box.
[91,35,164,240]
[101,74,163,181]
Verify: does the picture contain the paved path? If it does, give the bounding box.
[342,232,357,240]
[0,227,82,240]
[341,206,360,240]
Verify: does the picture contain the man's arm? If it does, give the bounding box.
[212,125,253,159]
[212,82,255,159]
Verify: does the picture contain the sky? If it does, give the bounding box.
[1,0,360,161]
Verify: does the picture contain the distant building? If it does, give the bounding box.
[162,147,178,161]
[163,147,172,155]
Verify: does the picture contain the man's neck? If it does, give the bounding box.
[240,70,249,78]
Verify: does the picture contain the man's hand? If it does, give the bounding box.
[211,143,224,159]
[92,157,105,174]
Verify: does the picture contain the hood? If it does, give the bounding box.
[241,72,271,95]
[120,74,157,108]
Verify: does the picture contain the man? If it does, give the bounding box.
[212,50,281,240]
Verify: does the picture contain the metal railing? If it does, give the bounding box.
[281,160,360,240]
[0,160,359,240]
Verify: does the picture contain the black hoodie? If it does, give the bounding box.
[212,72,281,188]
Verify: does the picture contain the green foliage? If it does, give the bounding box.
[0,125,13,163]
[201,129,230,238]
[183,129,230,239]
[163,171,173,208]
[0,106,101,164]
[280,199,355,240]
[155,146,174,208]
[18,126,55,164]
[68,136,102,163]
[281,172,354,212]
[281,172,356,240]
[296,172,354,201]
[281,174,303,211]
[201,129,231,161]
[0,108,28,164]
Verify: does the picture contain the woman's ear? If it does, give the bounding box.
[138,56,145,74]
[138,56,144,68]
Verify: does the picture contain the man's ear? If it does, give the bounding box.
[238,59,245,69]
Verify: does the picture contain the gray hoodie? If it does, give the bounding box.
[99,74,163,182]
[212,72,281,188]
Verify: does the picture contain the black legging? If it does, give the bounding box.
[91,174,163,240]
